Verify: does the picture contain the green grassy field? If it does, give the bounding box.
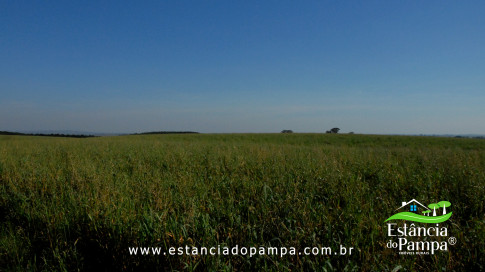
[1,134,484,271]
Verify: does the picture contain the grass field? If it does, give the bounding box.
[1,134,484,271]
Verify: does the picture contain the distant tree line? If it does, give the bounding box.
[280,128,346,134]
[0,131,23,136]
[0,131,96,138]
[133,131,200,135]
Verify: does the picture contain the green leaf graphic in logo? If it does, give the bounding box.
[384,212,452,223]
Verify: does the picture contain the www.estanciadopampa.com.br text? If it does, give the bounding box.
[129,245,354,257]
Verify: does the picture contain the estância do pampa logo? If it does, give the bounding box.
[385,199,456,255]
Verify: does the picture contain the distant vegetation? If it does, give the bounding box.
[0,131,96,138]
[326,128,340,134]
[133,131,199,135]
[0,134,484,271]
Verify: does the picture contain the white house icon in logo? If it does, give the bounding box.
[396,199,428,213]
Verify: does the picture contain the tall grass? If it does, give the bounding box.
[1,134,484,271]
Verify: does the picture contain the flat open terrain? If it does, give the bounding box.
[1,134,484,271]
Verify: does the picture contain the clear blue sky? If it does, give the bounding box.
[1,1,484,134]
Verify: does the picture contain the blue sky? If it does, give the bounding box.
[1,1,484,134]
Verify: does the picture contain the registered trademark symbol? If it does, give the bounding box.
[448,237,457,245]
